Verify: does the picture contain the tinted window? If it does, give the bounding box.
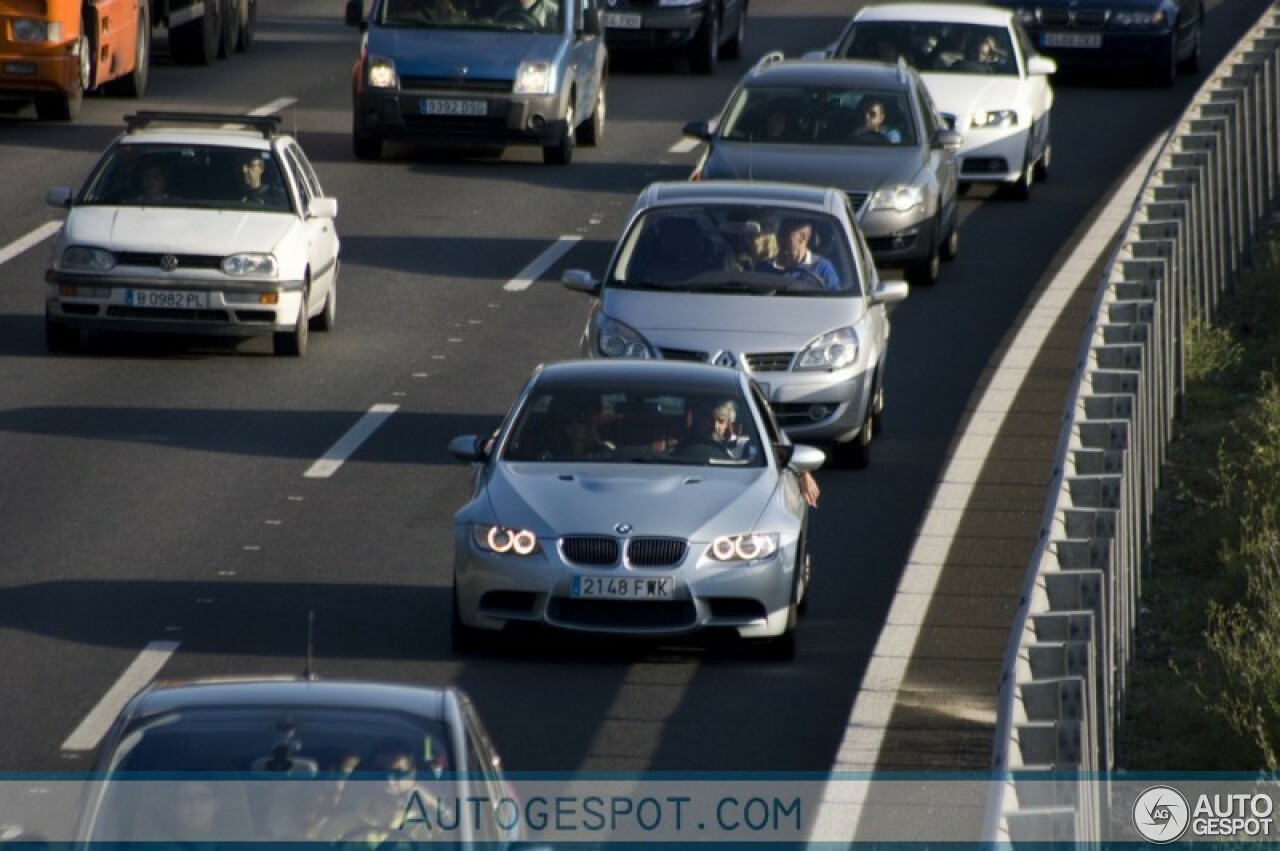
[720,85,915,147]
[81,143,294,212]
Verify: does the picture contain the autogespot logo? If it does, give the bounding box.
[1134,785,1190,843]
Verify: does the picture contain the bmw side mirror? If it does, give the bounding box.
[561,269,600,294]
[46,186,73,208]
[582,8,601,35]
[449,435,488,462]
[344,0,362,26]
[682,120,712,142]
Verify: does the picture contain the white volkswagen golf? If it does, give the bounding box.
[44,111,340,356]
[825,3,1057,200]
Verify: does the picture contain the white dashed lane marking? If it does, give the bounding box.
[61,641,180,751]
[304,403,400,479]
[503,235,582,291]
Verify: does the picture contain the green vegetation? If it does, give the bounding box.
[1118,237,1280,770]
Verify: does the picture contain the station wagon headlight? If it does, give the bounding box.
[970,109,1018,129]
[708,533,779,563]
[514,62,554,95]
[367,56,398,89]
[221,254,278,277]
[1112,10,1166,27]
[867,184,925,213]
[796,327,858,371]
[473,524,541,556]
[61,246,116,271]
[597,316,655,359]
[12,19,61,43]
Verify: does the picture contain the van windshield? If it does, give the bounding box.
[378,0,562,32]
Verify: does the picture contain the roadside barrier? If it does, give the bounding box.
[986,5,1280,842]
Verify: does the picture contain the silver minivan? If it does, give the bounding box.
[563,180,908,468]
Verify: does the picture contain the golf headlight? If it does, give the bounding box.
[12,19,61,43]
[597,317,655,359]
[473,524,541,556]
[796,326,858,371]
[514,62,554,94]
[970,109,1018,129]
[62,246,116,271]
[1112,10,1166,27]
[708,533,780,563]
[867,184,925,213]
[367,56,398,89]
[221,254,278,276]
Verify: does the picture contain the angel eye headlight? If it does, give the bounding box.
[708,533,780,563]
[221,254,278,277]
[473,524,541,556]
[62,246,116,271]
[796,327,859,371]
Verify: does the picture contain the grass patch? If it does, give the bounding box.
[1118,235,1280,770]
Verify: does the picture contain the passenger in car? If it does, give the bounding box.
[734,219,778,270]
[135,163,172,203]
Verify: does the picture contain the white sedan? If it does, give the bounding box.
[826,3,1056,200]
[44,111,340,356]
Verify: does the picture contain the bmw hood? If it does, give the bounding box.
[484,463,776,539]
[920,73,1025,121]
[602,289,864,351]
[703,142,924,192]
[368,29,564,79]
[63,207,296,255]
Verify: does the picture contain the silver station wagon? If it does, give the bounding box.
[563,180,908,468]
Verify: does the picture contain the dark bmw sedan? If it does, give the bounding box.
[988,0,1204,86]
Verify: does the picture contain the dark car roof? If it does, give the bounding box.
[128,678,450,721]
[746,58,913,91]
[533,359,748,394]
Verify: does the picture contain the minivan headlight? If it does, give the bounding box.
[867,185,925,213]
[514,61,554,94]
[796,327,858,371]
[597,317,655,359]
[62,246,116,271]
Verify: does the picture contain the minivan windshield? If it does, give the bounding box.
[608,205,861,295]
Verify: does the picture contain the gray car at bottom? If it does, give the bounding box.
[563,180,908,468]
[449,359,825,659]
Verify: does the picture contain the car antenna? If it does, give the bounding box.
[303,609,317,681]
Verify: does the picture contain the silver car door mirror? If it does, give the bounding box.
[46,186,73,207]
[449,435,487,462]
[788,444,826,473]
[870,279,909,306]
[562,269,600,294]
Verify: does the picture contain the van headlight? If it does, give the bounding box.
[514,62,554,95]
[221,254,278,277]
[367,56,398,89]
[62,246,116,271]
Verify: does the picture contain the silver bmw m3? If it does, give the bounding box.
[448,359,825,659]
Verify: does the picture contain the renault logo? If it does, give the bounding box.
[160,254,179,271]
[712,350,737,368]
[614,523,632,535]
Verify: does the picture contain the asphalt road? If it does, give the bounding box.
[0,0,1270,777]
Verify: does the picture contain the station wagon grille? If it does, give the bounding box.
[626,537,686,567]
[744,352,794,373]
[561,536,620,566]
[116,252,223,270]
[549,598,697,629]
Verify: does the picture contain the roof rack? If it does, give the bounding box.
[124,111,282,139]
[750,50,786,76]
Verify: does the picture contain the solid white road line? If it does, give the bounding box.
[814,135,1168,835]
[61,641,180,751]
[503,236,582,291]
[304,403,400,479]
[0,222,62,267]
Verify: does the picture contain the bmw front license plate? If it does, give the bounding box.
[572,576,673,600]
[601,12,641,28]
[421,99,487,116]
[124,289,208,309]
[1042,31,1102,49]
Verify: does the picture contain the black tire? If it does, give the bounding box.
[870,378,884,436]
[273,284,309,357]
[688,7,718,75]
[1154,32,1177,87]
[905,222,941,286]
[1178,14,1202,74]
[1033,142,1050,182]
[107,3,149,97]
[218,0,239,58]
[795,549,812,617]
[35,32,88,120]
[45,314,81,353]
[238,0,256,52]
[311,274,337,332]
[353,130,383,161]
[543,99,575,165]
[576,83,605,147]
[1005,147,1034,200]
[831,404,873,469]
[940,212,959,261]
[721,2,745,60]
[170,0,219,65]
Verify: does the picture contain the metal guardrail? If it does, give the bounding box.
[986,4,1280,842]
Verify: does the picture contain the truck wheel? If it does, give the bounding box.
[170,0,219,65]
[107,2,150,97]
[218,0,238,57]
[35,32,88,120]
[237,0,256,52]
